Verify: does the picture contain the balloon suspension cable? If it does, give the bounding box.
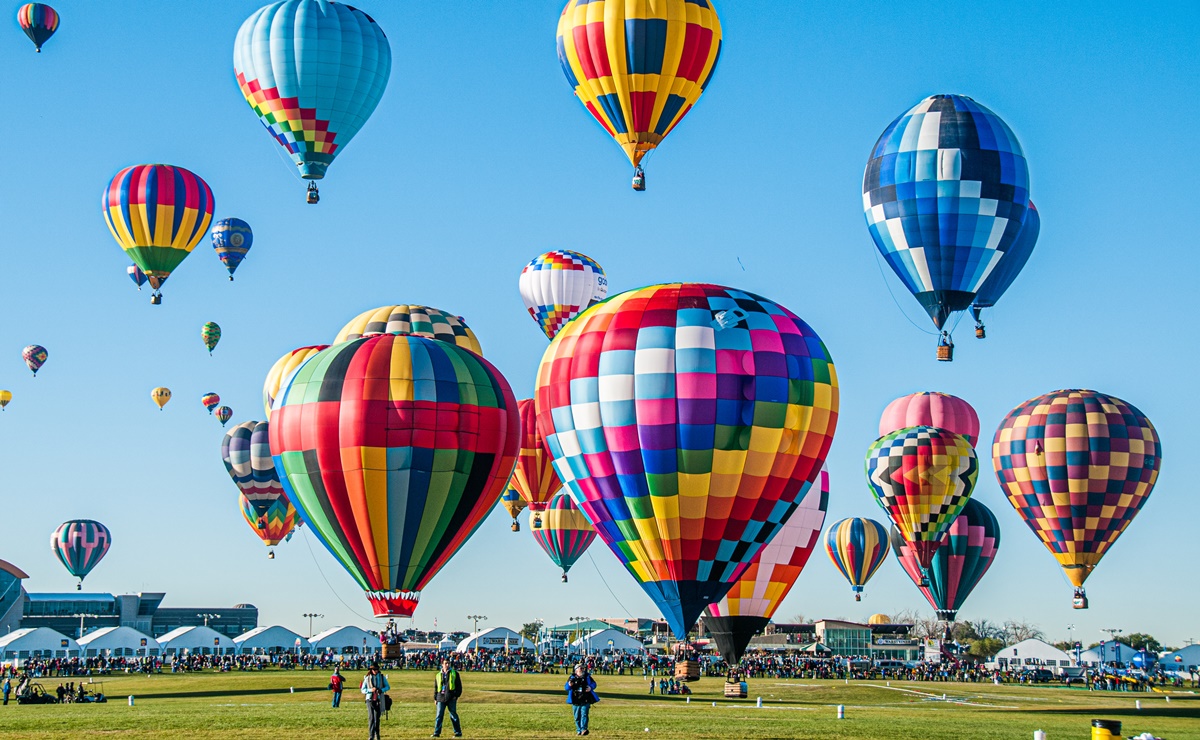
[586,549,633,619]
[869,247,939,336]
[299,527,377,622]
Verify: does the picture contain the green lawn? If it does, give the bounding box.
[1,670,1197,739]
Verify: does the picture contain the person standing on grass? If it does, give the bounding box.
[360,662,390,740]
[432,658,463,737]
[2,675,9,706]
[566,663,599,736]
[330,667,344,708]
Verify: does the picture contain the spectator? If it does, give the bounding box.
[565,663,598,736]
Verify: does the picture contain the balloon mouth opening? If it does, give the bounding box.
[367,591,419,618]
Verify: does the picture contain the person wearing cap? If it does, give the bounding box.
[360,662,390,740]
[565,663,599,736]
[432,658,463,737]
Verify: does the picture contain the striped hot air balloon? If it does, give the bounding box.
[530,493,597,582]
[223,421,298,555]
[824,517,889,601]
[262,345,329,416]
[17,3,58,52]
[510,398,563,528]
[51,520,111,589]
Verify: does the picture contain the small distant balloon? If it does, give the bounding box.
[518,250,608,340]
[127,265,147,290]
[202,392,221,414]
[202,322,222,355]
[22,345,47,376]
[215,406,233,426]
[211,218,253,280]
[17,3,58,53]
[0,390,11,410]
[151,387,172,410]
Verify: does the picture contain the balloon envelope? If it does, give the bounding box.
[530,493,597,578]
[22,345,47,375]
[17,3,58,52]
[51,520,110,584]
[510,398,563,519]
[973,201,1040,310]
[0,390,11,409]
[202,322,222,354]
[127,264,147,288]
[151,387,171,409]
[202,393,221,413]
[518,250,608,340]
[211,218,253,278]
[222,421,298,547]
[824,517,889,596]
[333,305,481,355]
[271,334,519,617]
[498,486,527,528]
[536,283,838,638]
[215,406,233,426]
[263,345,328,415]
[879,392,979,446]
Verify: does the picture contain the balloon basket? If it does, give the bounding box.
[674,660,701,682]
[724,681,747,698]
[381,644,403,660]
[975,326,986,339]
[936,344,953,362]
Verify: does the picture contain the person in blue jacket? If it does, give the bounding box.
[565,663,598,736]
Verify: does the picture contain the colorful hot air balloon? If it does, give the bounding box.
[234,0,392,203]
[556,0,722,190]
[103,164,215,304]
[263,345,329,415]
[866,426,978,581]
[879,392,979,446]
[992,390,1161,609]
[536,283,838,638]
[151,387,172,410]
[333,305,481,355]
[270,334,519,617]
[22,345,47,376]
[202,393,221,414]
[530,493,598,583]
[17,3,58,52]
[127,264,147,290]
[890,498,1000,622]
[511,398,563,528]
[519,250,609,340]
[705,467,829,664]
[863,94,1030,358]
[0,390,11,410]
[211,218,253,280]
[215,406,233,426]
[824,517,890,601]
[202,322,222,355]
[223,420,298,555]
[972,201,1040,338]
[499,487,527,532]
[51,520,110,589]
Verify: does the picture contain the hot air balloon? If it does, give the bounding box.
[334,305,481,355]
[211,218,253,280]
[866,426,977,583]
[215,406,233,426]
[271,334,519,617]
[0,390,11,410]
[705,467,828,664]
[263,345,328,415]
[890,499,1000,622]
[536,283,838,638]
[151,387,171,410]
[499,487,527,532]
[530,493,598,583]
[223,421,298,556]
[103,164,215,305]
[234,0,392,204]
[992,390,1160,609]
[862,95,1030,360]
[51,520,110,590]
[879,392,979,446]
[557,0,722,191]
[972,201,1040,338]
[22,345,47,376]
[519,250,608,340]
[511,398,563,529]
[127,264,147,290]
[202,322,222,355]
[824,517,889,601]
[202,393,221,414]
[17,3,57,52]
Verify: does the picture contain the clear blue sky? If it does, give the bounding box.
[3,1,1197,647]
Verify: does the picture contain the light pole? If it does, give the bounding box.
[535,618,545,657]
[1102,628,1123,667]
[303,613,324,638]
[467,614,487,639]
[197,613,221,628]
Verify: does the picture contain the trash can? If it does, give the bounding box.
[1091,719,1122,739]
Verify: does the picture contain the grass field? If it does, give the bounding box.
[0,670,1197,739]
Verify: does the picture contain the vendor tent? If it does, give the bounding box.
[439,637,456,650]
[159,626,236,656]
[0,627,80,660]
[78,626,160,657]
[570,628,644,654]
[309,626,380,655]
[456,627,533,652]
[800,642,832,655]
[988,639,1074,671]
[234,626,309,655]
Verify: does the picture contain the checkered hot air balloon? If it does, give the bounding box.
[971,201,1040,338]
[333,305,481,355]
[211,218,253,280]
[262,345,328,416]
[865,426,978,580]
[556,0,722,190]
[705,466,828,664]
[535,283,838,638]
[879,392,979,446]
[17,3,58,52]
[519,250,608,340]
[51,520,110,589]
[890,498,1000,622]
[992,390,1160,609]
[530,493,597,583]
[223,421,298,556]
[863,94,1030,356]
[270,334,519,618]
[202,322,222,355]
[234,0,392,203]
[824,517,889,601]
[498,487,528,532]
[511,398,563,529]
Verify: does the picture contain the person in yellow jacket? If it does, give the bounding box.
[432,659,463,737]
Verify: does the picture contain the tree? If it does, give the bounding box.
[1053,641,1075,653]
[520,622,541,642]
[965,619,1004,640]
[788,613,808,625]
[1126,633,1162,653]
[968,637,1005,660]
[1003,620,1045,643]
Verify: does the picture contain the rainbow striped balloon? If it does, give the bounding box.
[17,3,58,52]
[530,493,597,581]
[824,517,889,600]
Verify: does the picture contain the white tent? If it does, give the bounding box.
[309,626,380,655]
[570,628,644,654]
[439,638,457,650]
[0,627,80,660]
[456,627,533,652]
[988,639,1074,671]
[234,626,310,655]
[78,626,160,657]
[158,626,236,656]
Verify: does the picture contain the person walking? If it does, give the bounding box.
[432,658,463,737]
[360,663,390,740]
[566,663,599,736]
[330,667,344,708]
[2,675,9,706]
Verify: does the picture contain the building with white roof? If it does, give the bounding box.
[309,626,380,655]
[0,627,80,661]
[234,626,309,655]
[456,627,533,652]
[988,639,1076,672]
[78,626,160,657]
[569,628,645,654]
[158,625,236,656]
